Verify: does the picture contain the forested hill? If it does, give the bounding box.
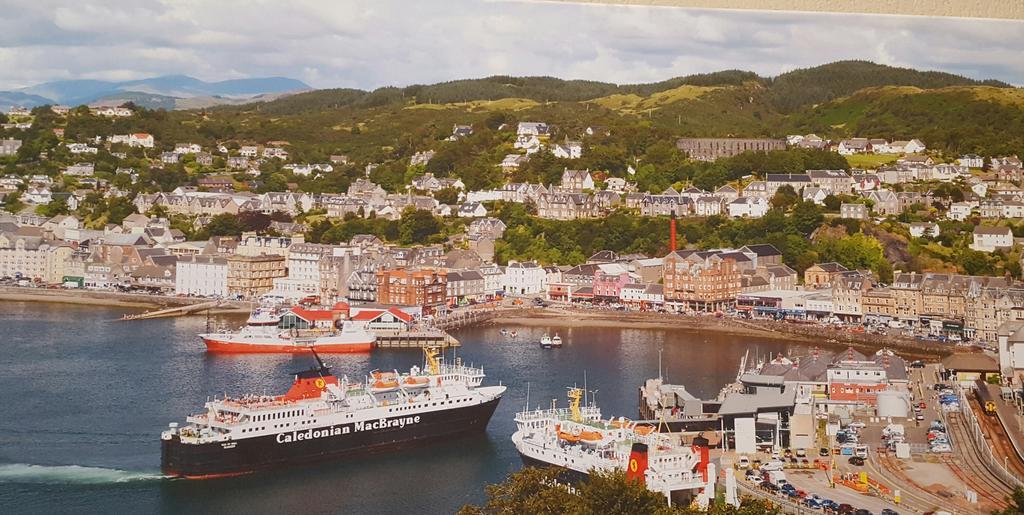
[240,60,1008,115]
[762,60,1009,112]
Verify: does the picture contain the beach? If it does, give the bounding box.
[481,306,954,360]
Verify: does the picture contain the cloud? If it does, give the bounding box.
[0,0,1021,91]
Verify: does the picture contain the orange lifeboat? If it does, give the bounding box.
[578,430,603,442]
[610,418,632,429]
[371,370,397,380]
[369,378,400,393]
[558,431,581,443]
[633,424,656,436]
[403,376,430,389]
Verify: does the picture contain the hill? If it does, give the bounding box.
[787,85,1024,155]
[764,60,1009,113]
[2,75,310,109]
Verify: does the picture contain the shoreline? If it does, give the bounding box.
[477,307,953,360]
[0,286,251,313]
[0,288,955,359]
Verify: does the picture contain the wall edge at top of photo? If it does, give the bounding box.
[546,0,1024,20]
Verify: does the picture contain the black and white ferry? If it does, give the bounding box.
[161,349,505,478]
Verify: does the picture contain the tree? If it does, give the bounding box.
[434,187,461,206]
[204,213,245,237]
[769,185,798,210]
[398,207,441,244]
[791,201,824,236]
[822,194,841,212]
[460,466,782,515]
[35,198,70,217]
[992,487,1024,515]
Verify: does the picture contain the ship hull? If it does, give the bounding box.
[162,396,501,478]
[518,453,591,483]
[202,337,374,353]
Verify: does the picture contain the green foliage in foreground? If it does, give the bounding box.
[458,467,782,515]
[992,487,1024,515]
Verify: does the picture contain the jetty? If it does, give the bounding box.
[373,329,460,348]
[121,300,224,321]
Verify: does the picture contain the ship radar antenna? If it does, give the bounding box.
[658,346,664,381]
[525,382,530,412]
[583,370,588,407]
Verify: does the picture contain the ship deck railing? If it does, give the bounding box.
[515,407,603,423]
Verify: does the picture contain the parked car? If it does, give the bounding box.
[881,509,899,515]
[819,448,830,457]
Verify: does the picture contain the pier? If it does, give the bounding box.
[121,300,225,320]
[373,330,459,348]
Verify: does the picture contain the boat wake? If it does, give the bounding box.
[0,463,166,484]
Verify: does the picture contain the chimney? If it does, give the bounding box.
[670,214,677,253]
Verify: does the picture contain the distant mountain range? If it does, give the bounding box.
[0,75,311,110]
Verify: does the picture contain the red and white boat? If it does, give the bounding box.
[201,307,375,353]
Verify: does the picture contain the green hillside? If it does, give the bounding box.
[763,60,1009,113]
[787,85,1024,155]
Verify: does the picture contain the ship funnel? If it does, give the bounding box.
[625,442,649,485]
[692,435,710,482]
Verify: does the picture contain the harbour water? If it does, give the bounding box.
[0,301,809,514]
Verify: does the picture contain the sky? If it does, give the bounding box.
[0,0,1022,91]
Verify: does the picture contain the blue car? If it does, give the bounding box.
[804,498,822,509]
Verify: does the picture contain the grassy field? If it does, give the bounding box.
[844,153,899,169]
[404,97,540,112]
[588,85,719,115]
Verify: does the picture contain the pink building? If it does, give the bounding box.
[592,270,632,301]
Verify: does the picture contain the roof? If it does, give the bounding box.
[717,389,796,416]
[974,225,1012,236]
[351,307,413,324]
[739,244,782,257]
[941,352,999,373]
[289,307,335,322]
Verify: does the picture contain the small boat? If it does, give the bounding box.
[540,334,552,349]
[403,376,430,389]
[551,334,562,347]
[369,378,400,393]
[499,329,509,336]
[509,331,518,339]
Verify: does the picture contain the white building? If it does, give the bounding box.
[175,255,228,297]
[959,154,984,168]
[971,226,1013,252]
[271,243,334,300]
[128,133,155,148]
[727,197,768,218]
[502,260,546,295]
[949,202,974,221]
[552,141,582,159]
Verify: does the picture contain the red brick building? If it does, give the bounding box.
[375,268,447,313]
[663,249,742,312]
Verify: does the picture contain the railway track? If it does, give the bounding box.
[870,454,953,512]
[972,397,1024,478]
[945,410,1012,509]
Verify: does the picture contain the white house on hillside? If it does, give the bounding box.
[971,226,1013,252]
